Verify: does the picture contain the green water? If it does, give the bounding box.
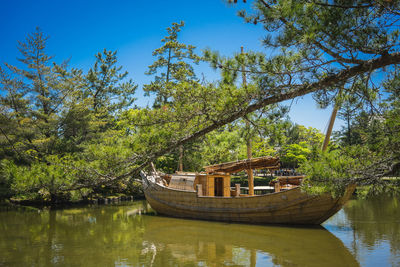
[0,197,399,267]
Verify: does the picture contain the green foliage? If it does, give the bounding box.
[286,125,324,147]
[0,28,141,202]
[201,128,246,165]
[0,160,15,200]
[252,137,277,158]
[280,142,311,168]
[1,156,77,201]
[2,2,400,203]
[0,130,143,202]
[0,28,67,160]
[299,148,359,196]
[300,141,400,198]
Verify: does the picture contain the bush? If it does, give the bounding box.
[0,160,15,200]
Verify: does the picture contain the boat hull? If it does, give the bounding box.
[142,173,355,225]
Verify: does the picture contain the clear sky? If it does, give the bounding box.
[0,0,341,132]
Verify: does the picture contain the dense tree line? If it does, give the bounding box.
[0,29,138,201]
[1,1,400,202]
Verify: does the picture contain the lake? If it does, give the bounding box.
[0,197,399,266]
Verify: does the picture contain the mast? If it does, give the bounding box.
[242,46,254,196]
[178,145,183,172]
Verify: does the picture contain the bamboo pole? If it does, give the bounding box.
[242,46,254,196]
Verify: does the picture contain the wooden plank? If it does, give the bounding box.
[204,156,280,173]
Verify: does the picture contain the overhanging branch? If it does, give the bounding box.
[74,52,400,188]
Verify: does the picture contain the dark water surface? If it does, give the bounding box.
[0,197,399,267]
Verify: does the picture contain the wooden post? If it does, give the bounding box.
[242,46,254,196]
[274,182,281,193]
[178,145,183,172]
[246,148,254,196]
[250,249,257,267]
[246,131,254,196]
[150,162,158,176]
[196,184,203,197]
[235,183,241,197]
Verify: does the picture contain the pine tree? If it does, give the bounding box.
[0,67,29,161]
[85,49,137,114]
[144,21,201,107]
[0,27,68,158]
[143,21,202,171]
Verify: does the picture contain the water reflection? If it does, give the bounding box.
[326,197,400,267]
[0,202,150,267]
[0,198,398,266]
[142,217,358,267]
[344,197,400,250]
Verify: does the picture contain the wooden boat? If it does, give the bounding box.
[141,156,356,225]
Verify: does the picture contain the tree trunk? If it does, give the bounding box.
[322,106,338,152]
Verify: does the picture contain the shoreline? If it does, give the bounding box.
[3,194,145,209]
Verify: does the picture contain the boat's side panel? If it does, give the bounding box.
[143,175,355,225]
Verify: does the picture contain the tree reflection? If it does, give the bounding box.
[343,197,400,260]
[0,202,149,266]
[0,201,361,267]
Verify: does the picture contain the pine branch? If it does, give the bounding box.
[79,51,400,188]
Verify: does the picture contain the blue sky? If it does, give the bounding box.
[0,0,341,132]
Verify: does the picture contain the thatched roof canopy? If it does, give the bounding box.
[204,156,280,174]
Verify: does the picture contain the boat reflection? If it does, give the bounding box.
[0,201,360,267]
[141,215,360,267]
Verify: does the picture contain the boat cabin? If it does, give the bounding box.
[165,173,231,197]
[163,156,283,197]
